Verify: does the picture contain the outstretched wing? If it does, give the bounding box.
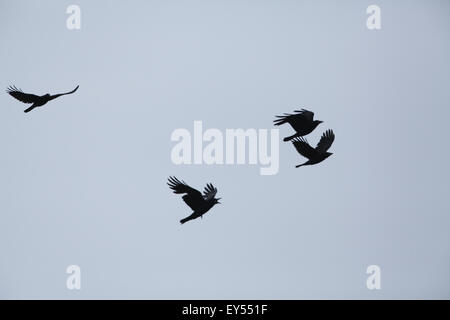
[294,109,314,122]
[48,85,80,100]
[6,86,39,104]
[315,129,335,153]
[203,183,217,201]
[168,176,205,210]
[273,109,314,129]
[292,137,317,159]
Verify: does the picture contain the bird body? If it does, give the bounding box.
[167,176,221,224]
[292,129,335,167]
[6,85,79,113]
[274,109,322,141]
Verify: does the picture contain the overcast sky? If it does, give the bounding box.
[0,0,449,299]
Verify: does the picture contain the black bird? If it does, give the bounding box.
[167,176,221,224]
[6,85,79,113]
[274,109,323,141]
[292,129,335,167]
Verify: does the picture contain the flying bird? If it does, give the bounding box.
[167,176,221,224]
[292,129,335,167]
[6,85,79,113]
[274,109,323,141]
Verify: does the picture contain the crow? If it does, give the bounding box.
[167,176,221,224]
[6,85,79,113]
[274,109,323,141]
[292,129,335,167]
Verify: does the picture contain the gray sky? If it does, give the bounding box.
[0,0,449,299]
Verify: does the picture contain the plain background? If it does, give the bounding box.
[0,0,449,299]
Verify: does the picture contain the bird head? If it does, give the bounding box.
[313,120,323,128]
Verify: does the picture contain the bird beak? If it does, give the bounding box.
[217,198,222,204]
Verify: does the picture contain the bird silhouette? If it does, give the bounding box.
[274,109,323,141]
[167,176,221,224]
[6,85,79,113]
[292,129,335,167]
